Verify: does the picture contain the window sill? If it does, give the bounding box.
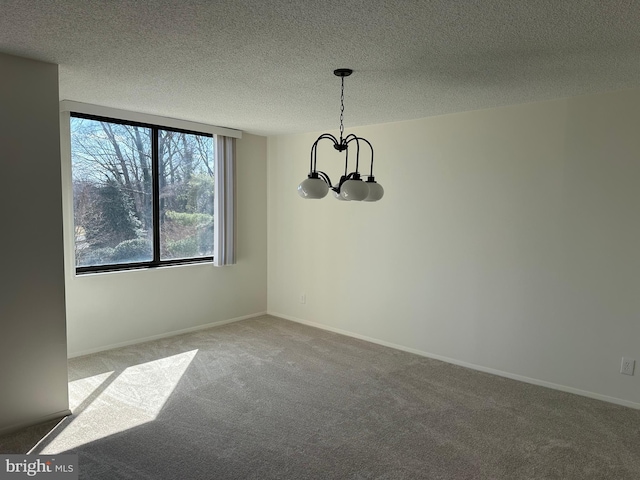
[75,257,214,276]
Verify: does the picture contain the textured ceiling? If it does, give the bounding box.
[1,0,639,136]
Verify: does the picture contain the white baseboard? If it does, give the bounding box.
[68,312,268,358]
[268,311,640,411]
[0,409,72,437]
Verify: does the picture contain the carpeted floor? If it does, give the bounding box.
[2,315,639,479]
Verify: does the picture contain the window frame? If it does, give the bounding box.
[70,111,215,275]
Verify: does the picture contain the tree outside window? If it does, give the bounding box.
[71,115,214,272]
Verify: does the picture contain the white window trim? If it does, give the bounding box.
[59,100,242,139]
[59,101,239,276]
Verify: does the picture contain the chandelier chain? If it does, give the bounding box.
[339,75,345,139]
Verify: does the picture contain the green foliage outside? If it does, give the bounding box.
[176,174,214,215]
[112,238,153,262]
[162,210,213,259]
[166,236,199,258]
[81,247,115,266]
[165,210,213,227]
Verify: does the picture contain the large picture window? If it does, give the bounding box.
[71,113,215,273]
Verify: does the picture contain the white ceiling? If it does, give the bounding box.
[1,0,639,136]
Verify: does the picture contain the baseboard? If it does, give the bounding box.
[268,311,640,410]
[0,409,71,437]
[68,312,268,358]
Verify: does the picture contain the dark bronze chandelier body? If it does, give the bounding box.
[298,69,384,202]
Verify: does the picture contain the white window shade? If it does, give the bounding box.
[213,136,236,266]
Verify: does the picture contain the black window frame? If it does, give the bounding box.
[71,112,215,275]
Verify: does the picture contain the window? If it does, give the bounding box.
[71,113,215,273]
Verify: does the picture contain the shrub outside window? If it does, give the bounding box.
[71,113,215,273]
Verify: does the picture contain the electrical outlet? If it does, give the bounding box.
[620,357,635,376]
[299,293,306,304]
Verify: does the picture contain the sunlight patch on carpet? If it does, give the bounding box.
[39,350,198,453]
[68,371,114,411]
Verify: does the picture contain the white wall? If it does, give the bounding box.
[267,88,640,408]
[63,133,267,356]
[0,53,69,432]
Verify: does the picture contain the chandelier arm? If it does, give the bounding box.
[309,143,316,173]
[311,134,340,172]
[337,174,347,191]
[345,135,361,174]
[344,145,349,176]
[353,136,374,177]
[316,170,332,187]
[318,133,339,143]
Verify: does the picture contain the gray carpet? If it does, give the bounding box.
[2,315,640,479]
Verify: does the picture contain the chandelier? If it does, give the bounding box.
[297,69,384,202]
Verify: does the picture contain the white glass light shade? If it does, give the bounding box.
[333,190,349,201]
[340,179,369,201]
[364,182,384,202]
[298,177,329,199]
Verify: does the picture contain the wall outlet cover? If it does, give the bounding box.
[620,357,635,376]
